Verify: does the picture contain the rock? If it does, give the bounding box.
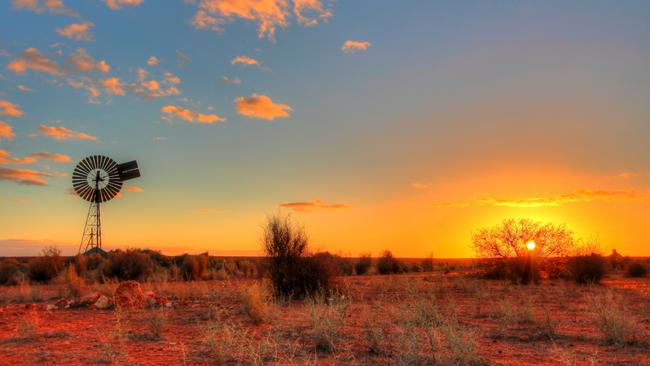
[46,304,58,311]
[94,295,112,310]
[54,298,70,309]
[113,281,145,309]
[78,293,101,307]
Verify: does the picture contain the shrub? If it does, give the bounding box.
[355,254,372,275]
[181,255,208,281]
[107,249,153,281]
[376,250,404,275]
[625,262,647,278]
[263,213,336,298]
[421,255,434,272]
[0,259,21,285]
[592,290,639,345]
[309,294,349,353]
[63,265,84,298]
[239,282,269,324]
[568,254,607,284]
[28,246,64,283]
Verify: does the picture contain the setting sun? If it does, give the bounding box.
[526,241,537,251]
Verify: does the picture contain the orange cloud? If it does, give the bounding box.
[0,167,67,186]
[193,0,289,40]
[293,0,331,26]
[57,22,94,41]
[0,150,71,165]
[478,189,647,208]
[103,0,143,10]
[132,69,181,99]
[101,77,125,95]
[0,121,15,140]
[235,93,292,121]
[0,100,24,117]
[230,55,260,66]
[12,0,79,17]
[7,48,62,76]
[411,182,432,189]
[279,199,351,213]
[341,39,371,53]
[65,48,109,73]
[37,124,97,141]
[17,84,32,92]
[147,56,159,66]
[125,185,144,192]
[161,105,225,124]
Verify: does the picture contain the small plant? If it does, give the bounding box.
[309,293,349,353]
[16,310,39,341]
[63,265,85,298]
[592,290,639,345]
[568,254,607,284]
[625,262,647,278]
[240,282,269,324]
[107,249,154,281]
[28,246,64,283]
[441,323,482,366]
[363,317,388,355]
[355,254,373,275]
[146,309,166,340]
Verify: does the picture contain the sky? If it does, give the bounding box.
[1,0,649,258]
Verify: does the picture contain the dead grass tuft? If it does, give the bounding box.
[591,290,639,345]
[239,282,270,324]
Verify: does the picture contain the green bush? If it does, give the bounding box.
[568,254,607,284]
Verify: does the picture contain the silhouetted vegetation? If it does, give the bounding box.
[355,254,372,275]
[376,250,405,275]
[625,261,647,278]
[568,254,607,284]
[263,213,338,298]
[28,246,64,283]
[0,258,21,285]
[107,249,154,281]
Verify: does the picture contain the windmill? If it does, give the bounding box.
[72,155,140,255]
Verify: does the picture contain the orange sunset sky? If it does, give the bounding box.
[1,1,649,257]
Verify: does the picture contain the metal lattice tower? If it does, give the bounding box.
[72,155,140,254]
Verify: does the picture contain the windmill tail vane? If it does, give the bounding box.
[72,155,141,255]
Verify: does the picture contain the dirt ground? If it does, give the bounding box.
[1,273,649,365]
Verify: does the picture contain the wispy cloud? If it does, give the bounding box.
[478,189,647,208]
[124,185,144,192]
[147,56,159,66]
[0,121,15,140]
[65,48,110,73]
[0,149,71,165]
[131,68,181,99]
[37,124,97,141]
[0,167,67,186]
[17,84,32,92]
[221,75,241,85]
[101,77,126,95]
[279,199,351,212]
[12,0,79,17]
[411,182,432,190]
[57,21,94,41]
[7,48,63,76]
[0,100,24,117]
[293,0,332,26]
[235,93,292,121]
[103,0,143,10]
[341,39,371,53]
[161,105,225,124]
[230,55,261,67]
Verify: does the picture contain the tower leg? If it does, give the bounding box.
[79,200,101,254]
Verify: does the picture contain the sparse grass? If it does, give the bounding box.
[15,310,39,342]
[592,290,639,345]
[145,309,166,340]
[441,322,483,366]
[308,292,350,353]
[239,282,270,324]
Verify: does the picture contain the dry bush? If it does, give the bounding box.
[355,254,373,275]
[144,309,166,341]
[309,293,350,353]
[568,254,607,284]
[377,250,405,275]
[239,282,270,324]
[0,258,22,285]
[28,246,64,283]
[62,265,85,298]
[204,319,250,363]
[592,290,639,345]
[107,249,153,281]
[421,255,435,272]
[263,213,337,298]
[363,316,388,355]
[442,323,483,366]
[181,255,208,281]
[625,261,647,278]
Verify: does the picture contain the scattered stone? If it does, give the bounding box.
[54,298,70,309]
[46,304,58,311]
[77,293,101,307]
[113,281,145,308]
[94,295,112,310]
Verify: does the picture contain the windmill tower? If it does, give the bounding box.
[72,155,141,254]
